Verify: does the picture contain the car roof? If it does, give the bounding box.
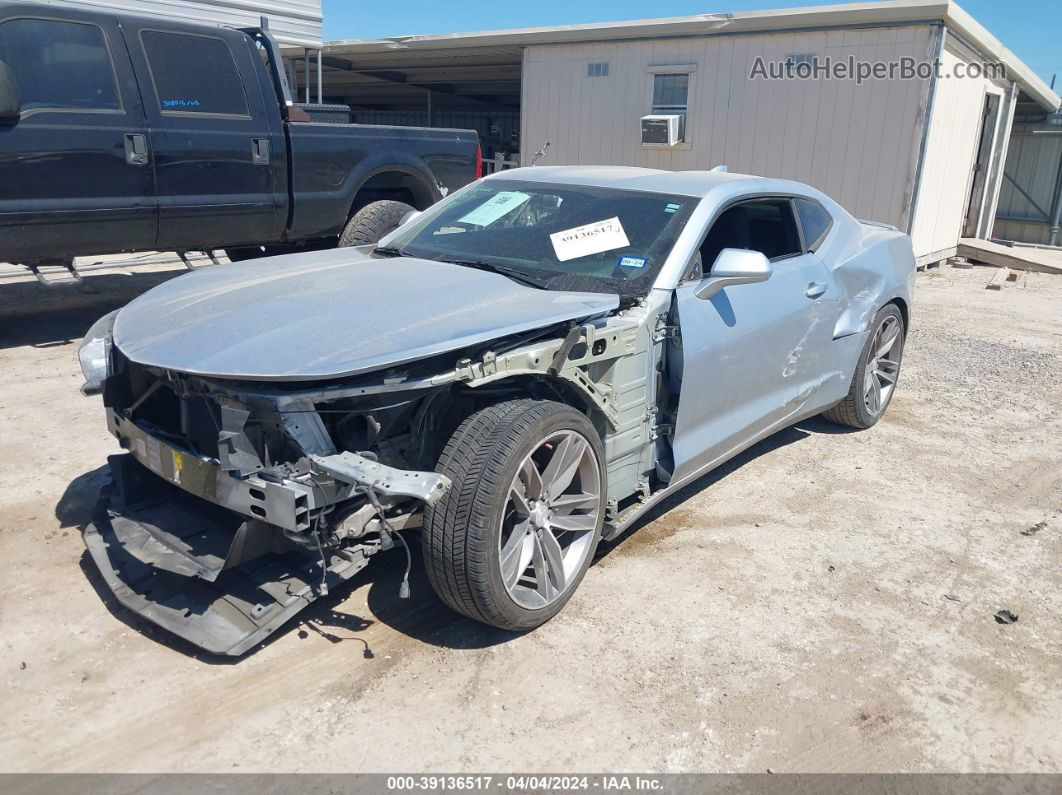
[488,165,765,198]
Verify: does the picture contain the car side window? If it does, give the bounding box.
[698,198,802,271]
[140,31,248,116]
[0,18,121,113]
[795,198,834,251]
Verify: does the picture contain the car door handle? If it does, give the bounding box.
[124,133,149,166]
[252,138,270,165]
[805,281,828,299]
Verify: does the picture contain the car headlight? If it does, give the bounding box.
[78,310,119,396]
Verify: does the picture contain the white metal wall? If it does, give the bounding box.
[521,26,935,231]
[29,0,323,47]
[909,42,1010,258]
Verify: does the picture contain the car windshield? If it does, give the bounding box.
[382,179,698,296]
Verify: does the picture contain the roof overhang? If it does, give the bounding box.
[322,0,1060,112]
[942,3,1058,111]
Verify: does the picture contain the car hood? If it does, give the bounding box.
[112,248,619,381]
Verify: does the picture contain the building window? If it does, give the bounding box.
[651,73,689,114]
[587,62,609,77]
[141,31,248,116]
[645,65,695,147]
[785,53,815,68]
[0,18,120,112]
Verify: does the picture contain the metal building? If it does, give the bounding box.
[315,0,1059,265]
[994,100,1062,246]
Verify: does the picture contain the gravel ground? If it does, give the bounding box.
[0,261,1059,773]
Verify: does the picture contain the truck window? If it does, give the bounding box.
[0,18,120,112]
[140,31,248,116]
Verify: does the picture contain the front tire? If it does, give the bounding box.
[423,400,606,631]
[339,200,415,247]
[822,303,905,429]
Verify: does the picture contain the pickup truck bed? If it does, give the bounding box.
[0,3,481,270]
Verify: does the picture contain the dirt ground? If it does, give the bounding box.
[0,261,1059,774]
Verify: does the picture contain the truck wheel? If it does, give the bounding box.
[423,400,606,631]
[822,303,905,429]
[339,200,415,247]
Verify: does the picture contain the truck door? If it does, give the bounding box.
[0,11,157,261]
[669,197,841,482]
[122,24,279,250]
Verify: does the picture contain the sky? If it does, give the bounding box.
[322,0,1062,88]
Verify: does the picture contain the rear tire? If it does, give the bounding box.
[339,200,415,247]
[423,400,605,631]
[822,303,905,429]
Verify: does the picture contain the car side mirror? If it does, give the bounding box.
[399,210,422,227]
[694,248,772,300]
[0,60,20,120]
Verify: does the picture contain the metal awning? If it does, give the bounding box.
[311,46,522,111]
[321,0,1059,112]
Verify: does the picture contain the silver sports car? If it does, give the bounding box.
[79,166,915,655]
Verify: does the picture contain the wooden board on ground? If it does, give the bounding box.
[986,267,1010,290]
[958,239,1062,275]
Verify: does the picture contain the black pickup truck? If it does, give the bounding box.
[0,3,481,275]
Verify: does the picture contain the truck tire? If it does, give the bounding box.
[423,400,606,631]
[339,200,415,247]
[821,303,905,429]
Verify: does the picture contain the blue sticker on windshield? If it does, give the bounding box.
[617,255,648,269]
[664,203,681,214]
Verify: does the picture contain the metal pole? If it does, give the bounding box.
[317,50,323,104]
[304,50,310,103]
[1048,152,1062,246]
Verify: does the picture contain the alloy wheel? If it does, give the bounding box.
[498,430,601,609]
[863,314,903,416]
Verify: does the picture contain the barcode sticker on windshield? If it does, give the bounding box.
[458,191,531,226]
[550,217,630,262]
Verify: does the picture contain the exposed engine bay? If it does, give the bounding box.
[86,300,667,655]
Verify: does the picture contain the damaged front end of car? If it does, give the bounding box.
[74,240,650,656]
[82,344,456,656]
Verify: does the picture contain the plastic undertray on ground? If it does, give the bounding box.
[83,461,373,656]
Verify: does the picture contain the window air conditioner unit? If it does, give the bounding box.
[641,114,685,147]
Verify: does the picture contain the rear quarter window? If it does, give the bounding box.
[140,30,248,116]
[795,198,834,251]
